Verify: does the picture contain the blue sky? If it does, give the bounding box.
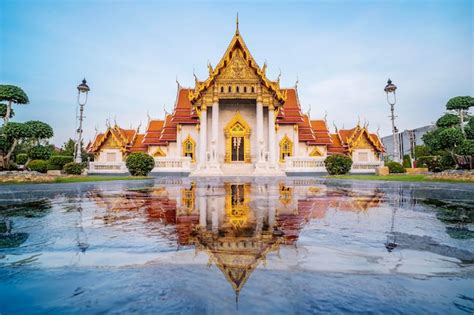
[1,0,472,146]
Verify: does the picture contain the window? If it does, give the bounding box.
[279,136,293,162]
[182,136,196,162]
[251,86,255,93]
[244,86,247,93]
[106,152,116,162]
[358,151,369,162]
[228,86,232,93]
[236,86,240,93]
[220,86,224,93]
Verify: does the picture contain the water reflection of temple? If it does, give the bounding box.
[88,179,384,294]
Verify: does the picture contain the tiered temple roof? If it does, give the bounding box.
[327,125,384,155]
[88,125,146,154]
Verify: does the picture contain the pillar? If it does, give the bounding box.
[199,106,207,166]
[176,124,182,157]
[211,102,219,162]
[268,105,276,165]
[256,102,264,162]
[293,125,299,157]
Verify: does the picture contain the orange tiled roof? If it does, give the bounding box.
[130,134,147,153]
[277,88,304,124]
[310,120,333,145]
[143,119,164,145]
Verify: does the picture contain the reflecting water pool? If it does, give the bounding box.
[1,178,473,314]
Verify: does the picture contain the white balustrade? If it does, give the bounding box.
[153,157,193,173]
[285,157,326,173]
[88,162,127,173]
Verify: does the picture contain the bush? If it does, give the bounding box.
[386,161,406,173]
[48,155,73,170]
[125,152,155,176]
[416,156,435,168]
[28,145,52,160]
[402,155,411,168]
[15,153,28,165]
[324,154,352,175]
[440,153,456,170]
[63,162,84,175]
[28,160,48,173]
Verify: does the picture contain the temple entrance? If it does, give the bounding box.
[231,136,245,161]
[224,112,251,163]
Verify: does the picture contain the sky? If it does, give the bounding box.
[1,0,472,146]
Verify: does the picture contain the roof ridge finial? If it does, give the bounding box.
[377,124,380,136]
[236,12,239,35]
[333,121,338,132]
[324,110,328,123]
[295,76,299,89]
[357,115,360,127]
[114,115,117,127]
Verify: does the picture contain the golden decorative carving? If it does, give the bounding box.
[224,112,251,163]
[279,135,293,162]
[182,135,196,162]
[309,146,323,157]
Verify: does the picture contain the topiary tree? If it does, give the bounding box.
[125,152,155,176]
[27,160,48,173]
[436,113,460,128]
[324,154,353,175]
[1,122,33,165]
[465,117,474,140]
[456,139,474,156]
[437,128,464,153]
[24,121,53,145]
[15,153,28,165]
[49,155,73,169]
[28,145,52,163]
[0,85,29,124]
[0,103,14,121]
[446,96,474,136]
[386,161,406,173]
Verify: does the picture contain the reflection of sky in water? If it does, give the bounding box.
[0,178,473,314]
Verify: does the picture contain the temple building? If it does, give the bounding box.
[88,20,384,176]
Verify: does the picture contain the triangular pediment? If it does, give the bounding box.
[189,28,286,105]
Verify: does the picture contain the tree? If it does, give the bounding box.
[437,128,464,153]
[465,117,474,140]
[61,138,76,156]
[24,121,53,145]
[436,113,460,128]
[1,122,33,165]
[446,96,474,136]
[324,154,353,175]
[0,85,29,124]
[0,103,14,120]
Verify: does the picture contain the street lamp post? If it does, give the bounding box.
[384,79,400,162]
[74,79,90,163]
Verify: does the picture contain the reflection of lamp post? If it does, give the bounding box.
[384,79,400,162]
[74,78,90,163]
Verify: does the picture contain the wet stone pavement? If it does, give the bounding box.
[0,177,473,314]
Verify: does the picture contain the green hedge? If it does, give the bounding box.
[402,155,411,168]
[28,145,52,160]
[63,162,84,175]
[15,153,28,165]
[48,155,73,170]
[126,153,155,176]
[324,154,353,175]
[386,161,406,173]
[28,160,48,173]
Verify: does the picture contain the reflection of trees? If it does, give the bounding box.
[0,199,52,218]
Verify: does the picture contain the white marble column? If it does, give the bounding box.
[256,102,264,162]
[268,105,276,165]
[176,124,182,157]
[293,125,299,157]
[199,106,207,167]
[211,102,219,162]
[199,194,207,228]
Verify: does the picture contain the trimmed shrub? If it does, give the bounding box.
[416,156,435,168]
[48,155,73,170]
[402,155,411,168]
[324,154,352,175]
[440,153,456,170]
[28,160,48,173]
[15,153,28,165]
[386,161,405,173]
[126,152,155,176]
[28,145,52,160]
[63,162,84,175]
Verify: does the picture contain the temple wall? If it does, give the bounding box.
[96,148,123,162]
[351,148,377,163]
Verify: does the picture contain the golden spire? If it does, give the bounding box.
[236,13,239,35]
